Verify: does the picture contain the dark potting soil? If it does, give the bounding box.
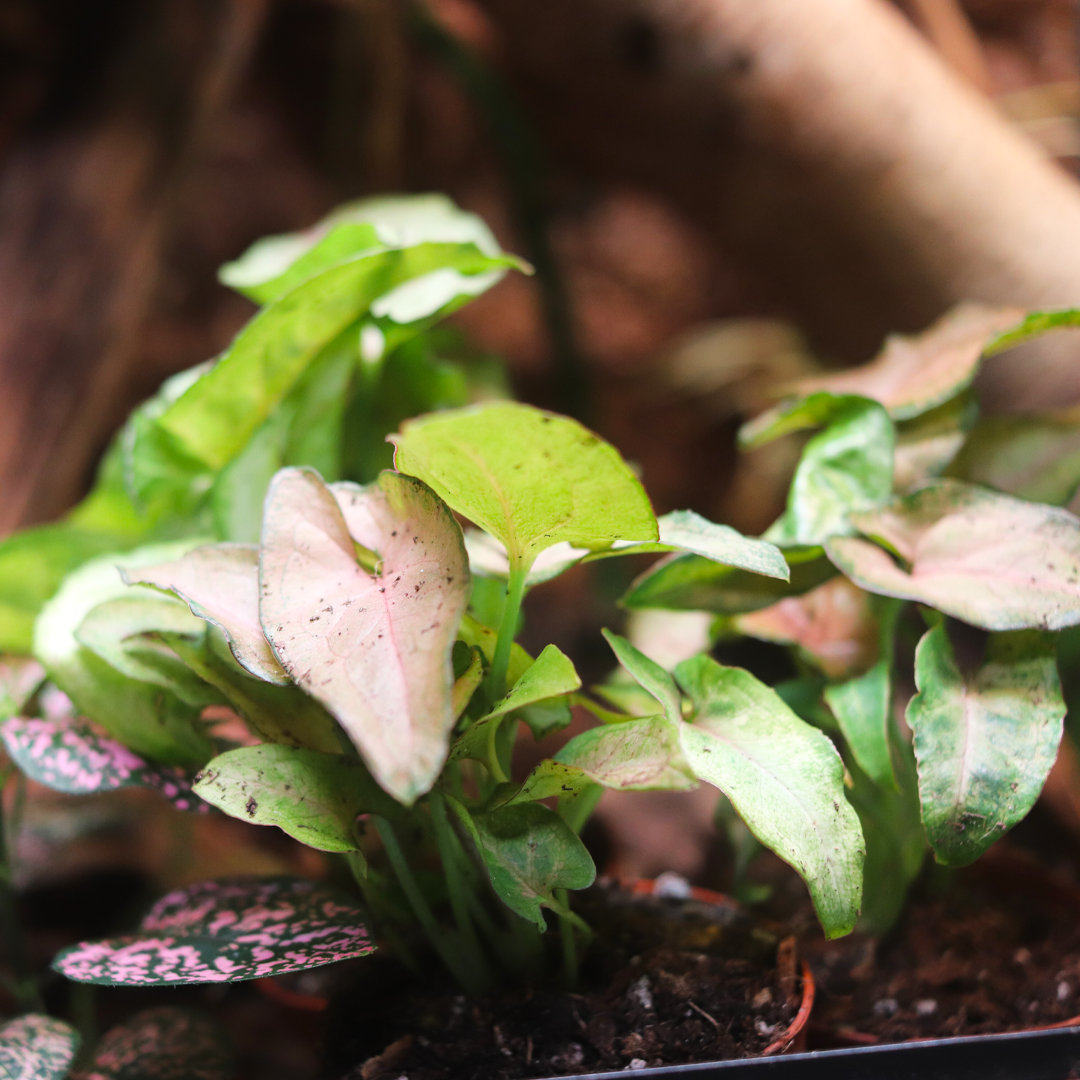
[325,885,800,1080]
[805,849,1080,1046]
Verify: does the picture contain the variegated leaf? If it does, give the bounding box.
[259,468,469,804]
[53,878,373,985]
[0,1015,79,1080]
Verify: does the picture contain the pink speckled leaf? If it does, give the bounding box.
[259,468,470,805]
[0,715,205,812]
[0,1014,79,1080]
[124,544,288,686]
[53,877,373,986]
[72,1007,232,1080]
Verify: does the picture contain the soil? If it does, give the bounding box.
[804,847,1080,1046]
[324,884,801,1080]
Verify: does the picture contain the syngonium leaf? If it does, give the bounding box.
[391,402,658,572]
[733,576,880,679]
[157,244,516,474]
[600,630,682,722]
[450,644,580,765]
[53,877,373,985]
[259,468,470,804]
[76,1007,233,1080]
[75,596,223,709]
[465,510,788,590]
[844,740,925,936]
[743,394,894,548]
[34,543,215,767]
[125,544,288,684]
[773,303,1024,421]
[554,715,699,791]
[907,624,1064,866]
[824,599,903,790]
[449,799,595,929]
[981,306,1080,355]
[193,744,399,852]
[826,480,1080,631]
[675,654,864,938]
[622,544,836,615]
[0,713,205,811]
[0,1014,79,1080]
[220,193,510,305]
[947,410,1080,506]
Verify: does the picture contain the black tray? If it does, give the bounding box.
[552,1026,1080,1080]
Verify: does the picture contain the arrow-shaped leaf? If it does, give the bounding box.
[601,630,681,723]
[450,644,580,764]
[449,799,595,929]
[391,402,657,572]
[193,744,399,851]
[53,877,373,985]
[827,480,1080,631]
[675,654,864,938]
[125,544,288,684]
[554,715,699,791]
[907,624,1064,866]
[0,1015,79,1080]
[259,468,469,804]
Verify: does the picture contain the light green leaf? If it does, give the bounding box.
[495,760,595,807]
[907,624,1064,866]
[675,654,864,937]
[125,544,288,685]
[766,303,1023,422]
[391,402,657,571]
[827,663,893,791]
[554,715,698,791]
[259,468,469,803]
[220,193,506,304]
[655,510,789,578]
[34,543,214,767]
[164,630,344,753]
[757,395,894,547]
[450,644,580,764]
[452,647,484,719]
[948,412,1080,506]
[157,245,514,477]
[827,480,1080,631]
[601,630,682,723]
[75,596,222,709]
[456,613,533,688]
[623,546,836,615]
[824,599,903,789]
[193,744,399,852]
[844,741,925,936]
[0,1014,79,1080]
[983,306,1080,356]
[449,799,595,929]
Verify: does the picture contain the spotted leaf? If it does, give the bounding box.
[0,1015,79,1080]
[0,714,205,812]
[259,468,470,804]
[53,877,373,985]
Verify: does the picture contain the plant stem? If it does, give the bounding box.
[374,816,488,996]
[344,854,422,975]
[428,792,486,962]
[555,888,578,989]
[489,565,528,703]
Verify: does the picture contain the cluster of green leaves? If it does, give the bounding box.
[0,191,876,1041]
[628,301,1080,933]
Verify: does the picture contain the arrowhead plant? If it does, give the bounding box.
[8,196,1080,1062]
